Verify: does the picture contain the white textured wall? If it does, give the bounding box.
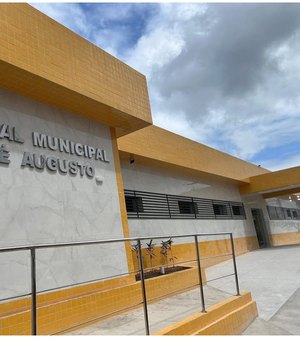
[0,89,128,299]
[269,220,300,234]
[266,197,300,209]
[265,198,300,234]
[242,195,300,239]
[121,161,257,244]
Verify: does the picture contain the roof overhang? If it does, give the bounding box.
[0,4,152,137]
[118,125,269,183]
[119,151,248,185]
[239,166,300,197]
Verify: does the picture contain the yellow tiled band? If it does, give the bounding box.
[110,127,134,273]
[0,4,152,136]
[0,235,257,335]
[239,165,300,196]
[131,235,259,271]
[118,125,268,182]
[155,291,258,335]
[270,231,300,246]
[0,235,256,335]
[0,266,205,335]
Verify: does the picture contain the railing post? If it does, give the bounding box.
[30,248,37,335]
[137,239,150,335]
[194,236,206,312]
[230,233,240,296]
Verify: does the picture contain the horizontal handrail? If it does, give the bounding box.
[0,231,240,336]
[206,273,235,284]
[0,232,232,253]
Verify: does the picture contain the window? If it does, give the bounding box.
[213,204,228,216]
[125,195,144,213]
[267,205,300,220]
[178,200,198,215]
[276,207,285,219]
[124,189,246,220]
[267,206,277,219]
[231,205,244,216]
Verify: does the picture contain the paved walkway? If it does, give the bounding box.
[205,244,300,335]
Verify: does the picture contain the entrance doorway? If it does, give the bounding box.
[251,208,269,248]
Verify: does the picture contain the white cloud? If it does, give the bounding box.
[31,3,152,59]
[126,28,184,78]
[33,3,90,37]
[154,110,200,142]
[124,4,300,168]
[125,3,206,77]
[263,154,300,172]
[31,3,300,170]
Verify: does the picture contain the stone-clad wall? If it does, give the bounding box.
[0,89,128,299]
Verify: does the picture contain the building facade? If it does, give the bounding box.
[1,3,300,335]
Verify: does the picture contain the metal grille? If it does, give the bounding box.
[267,205,300,220]
[124,189,246,220]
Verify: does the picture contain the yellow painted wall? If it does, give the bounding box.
[0,4,152,136]
[270,231,300,246]
[240,165,300,195]
[263,187,300,199]
[156,292,257,335]
[0,235,258,335]
[131,236,259,271]
[110,128,135,272]
[0,266,204,335]
[118,126,269,183]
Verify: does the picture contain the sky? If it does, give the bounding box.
[31,3,300,171]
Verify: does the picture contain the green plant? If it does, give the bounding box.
[145,240,156,272]
[160,238,177,268]
[131,242,139,262]
[168,239,177,268]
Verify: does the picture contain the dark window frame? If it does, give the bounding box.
[125,189,246,220]
[213,203,229,216]
[125,195,144,213]
[178,200,198,215]
[231,205,244,216]
[267,205,300,220]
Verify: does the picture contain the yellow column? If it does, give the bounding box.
[110,128,134,272]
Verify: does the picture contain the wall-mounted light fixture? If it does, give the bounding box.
[95,175,104,184]
[129,154,135,164]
